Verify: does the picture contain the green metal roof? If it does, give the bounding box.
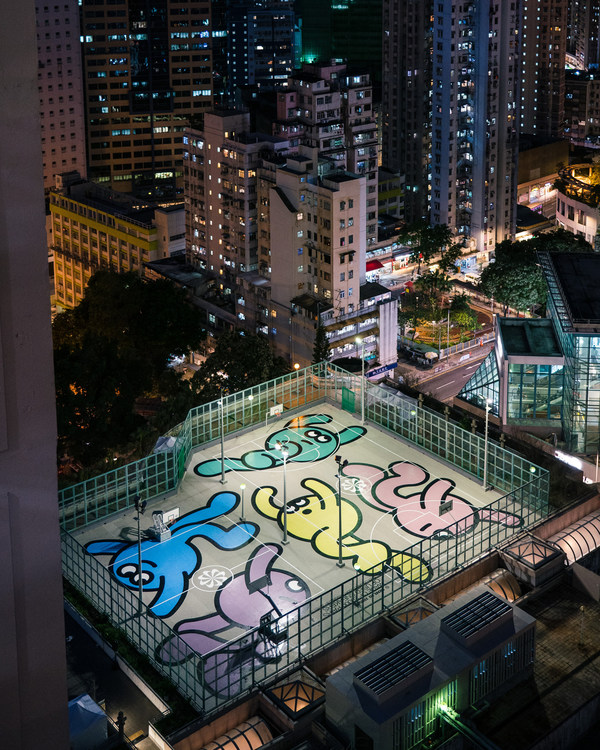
[498,318,562,357]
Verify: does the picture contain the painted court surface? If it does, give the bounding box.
[75,407,518,664]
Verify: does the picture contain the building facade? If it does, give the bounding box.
[381,0,432,224]
[184,106,393,366]
[35,0,87,191]
[227,0,296,97]
[555,164,600,249]
[382,0,519,251]
[1,4,69,746]
[80,0,214,198]
[520,0,567,138]
[50,171,179,308]
[274,62,379,246]
[430,0,520,253]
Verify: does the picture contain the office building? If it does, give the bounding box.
[50,171,183,308]
[520,0,567,138]
[296,0,383,98]
[0,4,69,747]
[381,0,432,224]
[80,0,214,199]
[227,0,296,98]
[35,0,87,192]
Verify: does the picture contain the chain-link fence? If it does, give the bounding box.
[60,362,549,717]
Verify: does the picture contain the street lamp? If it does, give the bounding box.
[482,398,491,489]
[335,455,349,567]
[133,494,147,615]
[219,391,226,484]
[355,336,365,424]
[276,441,289,544]
[240,483,246,522]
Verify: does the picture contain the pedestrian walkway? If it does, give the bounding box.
[65,611,165,747]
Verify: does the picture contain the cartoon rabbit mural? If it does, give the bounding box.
[157,543,311,696]
[341,461,523,539]
[252,477,431,583]
[85,492,258,618]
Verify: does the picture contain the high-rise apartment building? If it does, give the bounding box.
[567,0,600,70]
[80,0,214,199]
[184,111,289,289]
[430,1,520,253]
[35,0,87,191]
[383,1,520,252]
[1,3,69,747]
[274,62,379,245]
[227,0,296,97]
[184,109,393,365]
[381,0,432,223]
[520,0,567,138]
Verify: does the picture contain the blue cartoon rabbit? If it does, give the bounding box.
[85,492,258,617]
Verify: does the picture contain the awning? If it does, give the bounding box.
[366,259,383,272]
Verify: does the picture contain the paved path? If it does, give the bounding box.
[65,611,164,747]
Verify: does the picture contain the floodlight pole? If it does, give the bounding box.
[219,390,226,484]
[134,494,146,615]
[276,441,289,544]
[335,456,348,567]
[483,399,490,489]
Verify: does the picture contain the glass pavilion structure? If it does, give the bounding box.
[458,251,600,455]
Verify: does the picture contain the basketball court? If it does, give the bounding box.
[74,405,525,672]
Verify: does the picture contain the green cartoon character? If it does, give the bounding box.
[194,414,366,478]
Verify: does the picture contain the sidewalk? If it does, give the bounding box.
[65,611,165,748]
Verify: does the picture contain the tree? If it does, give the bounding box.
[397,221,454,275]
[479,231,592,316]
[53,269,204,466]
[191,330,289,401]
[313,324,330,363]
[450,295,478,340]
[54,335,145,464]
[414,270,453,322]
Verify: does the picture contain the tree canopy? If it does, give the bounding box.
[397,221,456,274]
[313,323,330,364]
[190,330,289,401]
[53,270,204,466]
[479,230,592,315]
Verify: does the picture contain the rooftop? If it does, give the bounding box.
[474,581,600,748]
[549,252,600,324]
[498,318,562,357]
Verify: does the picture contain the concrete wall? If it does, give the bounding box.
[0,3,69,747]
